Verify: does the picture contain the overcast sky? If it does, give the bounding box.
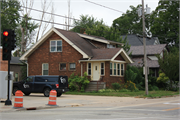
[24,0,159,38]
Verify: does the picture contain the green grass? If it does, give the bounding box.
[65,90,179,98]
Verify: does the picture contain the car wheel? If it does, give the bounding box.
[12,87,19,95]
[24,92,31,96]
[57,93,62,97]
[44,88,51,97]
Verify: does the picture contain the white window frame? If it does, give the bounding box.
[110,62,113,75]
[50,40,62,52]
[110,62,124,76]
[121,64,124,76]
[87,63,91,76]
[101,62,105,76]
[42,63,49,75]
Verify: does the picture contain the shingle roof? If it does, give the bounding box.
[129,44,166,56]
[121,34,158,46]
[91,48,121,60]
[55,28,96,57]
[130,57,159,68]
[10,57,22,64]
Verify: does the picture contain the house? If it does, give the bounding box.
[10,57,25,81]
[20,27,133,88]
[129,44,167,77]
[0,47,24,81]
[121,34,160,46]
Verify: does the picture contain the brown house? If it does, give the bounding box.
[20,28,133,88]
[129,44,167,77]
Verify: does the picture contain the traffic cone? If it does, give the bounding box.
[14,90,23,108]
[48,90,57,106]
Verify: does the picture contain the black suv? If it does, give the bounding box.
[13,76,69,97]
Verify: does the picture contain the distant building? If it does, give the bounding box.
[121,34,160,46]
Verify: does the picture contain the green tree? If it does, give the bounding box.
[1,0,21,41]
[150,0,179,46]
[157,47,179,89]
[71,15,102,33]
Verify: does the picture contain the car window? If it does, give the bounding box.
[26,77,33,82]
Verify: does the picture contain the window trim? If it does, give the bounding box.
[110,62,124,77]
[87,63,91,76]
[59,63,67,71]
[101,62,105,76]
[50,40,62,52]
[69,63,76,71]
[42,63,49,75]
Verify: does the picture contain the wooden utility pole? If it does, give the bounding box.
[142,0,148,95]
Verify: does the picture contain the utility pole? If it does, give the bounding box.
[142,0,148,95]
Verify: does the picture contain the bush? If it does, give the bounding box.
[112,83,121,91]
[68,72,90,92]
[126,81,137,91]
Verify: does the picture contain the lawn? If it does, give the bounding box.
[65,90,179,98]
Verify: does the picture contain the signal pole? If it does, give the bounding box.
[142,0,148,95]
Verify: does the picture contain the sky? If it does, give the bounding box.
[23,0,160,38]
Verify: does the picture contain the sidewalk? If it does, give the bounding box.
[1,94,180,112]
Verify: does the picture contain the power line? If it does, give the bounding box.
[84,0,124,13]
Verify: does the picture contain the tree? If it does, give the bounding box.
[157,47,179,89]
[150,0,179,46]
[71,15,100,33]
[1,0,21,42]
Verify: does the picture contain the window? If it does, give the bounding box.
[15,73,19,82]
[42,63,48,75]
[110,62,124,76]
[50,40,62,52]
[101,63,104,75]
[88,63,91,75]
[69,63,76,71]
[114,63,116,75]
[117,64,120,75]
[110,63,112,75]
[107,44,116,48]
[60,63,66,71]
[121,64,124,76]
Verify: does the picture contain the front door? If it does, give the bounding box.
[92,63,100,81]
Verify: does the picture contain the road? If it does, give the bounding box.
[0,94,180,120]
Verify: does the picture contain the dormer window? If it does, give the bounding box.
[107,44,116,48]
[50,40,62,52]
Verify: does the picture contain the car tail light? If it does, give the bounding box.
[56,84,59,88]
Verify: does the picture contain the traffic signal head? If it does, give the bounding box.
[11,30,16,50]
[2,29,12,60]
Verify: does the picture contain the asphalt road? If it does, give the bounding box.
[1,94,180,120]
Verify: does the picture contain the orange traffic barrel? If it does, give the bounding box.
[48,90,57,106]
[14,90,23,108]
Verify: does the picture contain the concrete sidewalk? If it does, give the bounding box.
[0,94,180,112]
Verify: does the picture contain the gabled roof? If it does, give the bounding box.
[131,57,159,68]
[80,48,133,63]
[78,33,123,45]
[129,44,167,56]
[20,27,96,60]
[20,27,133,64]
[121,34,160,46]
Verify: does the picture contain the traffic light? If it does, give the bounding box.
[2,29,12,60]
[11,30,16,50]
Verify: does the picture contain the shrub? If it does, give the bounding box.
[112,83,121,91]
[68,72,90,92]
[126,81,137,91]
